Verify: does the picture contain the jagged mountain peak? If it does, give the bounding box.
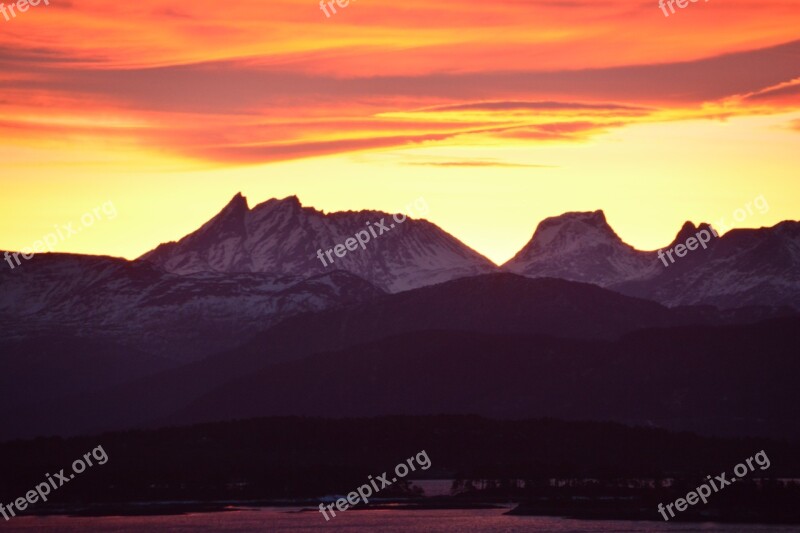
[219,193,304,216]
[667,221,718,249]
[140,194,496,292]
[172,193,250,251]
[226,192,249,210]
[252,195,302,211]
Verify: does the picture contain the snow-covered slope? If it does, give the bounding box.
[503,210,659,286]
[504,211,800,309]
[0,253,383,362]
[613,221,800,309]
[140,194,497,293]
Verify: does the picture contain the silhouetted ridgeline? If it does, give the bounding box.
[1,416,799,505]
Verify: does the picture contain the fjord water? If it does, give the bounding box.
[3,508,797,532]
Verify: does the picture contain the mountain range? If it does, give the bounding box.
[4,194,796,363]
[140,194,800,308]
[0,193,798,441]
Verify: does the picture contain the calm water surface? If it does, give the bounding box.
[3,507,797,532]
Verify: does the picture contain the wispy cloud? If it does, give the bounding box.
[403,159,556,168]
[421,101,651,113]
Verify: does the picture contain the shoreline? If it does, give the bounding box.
[11,499,800,525]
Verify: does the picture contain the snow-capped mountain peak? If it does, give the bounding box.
[503,210,653,286]
[141,194,497,292]
[666,221,718,249]
[522,210,624,254]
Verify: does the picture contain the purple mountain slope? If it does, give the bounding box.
[504,211,800,309]
[503,210,658,286]
[0,253,382,362]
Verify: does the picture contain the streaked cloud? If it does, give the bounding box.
[2,38,799,164]
[403,159,556,168]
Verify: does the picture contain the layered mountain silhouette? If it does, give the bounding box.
[170,318,800,439]
[1,194,798,441]
[2,274,795,440]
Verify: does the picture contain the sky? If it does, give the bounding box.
[1,0,799,265]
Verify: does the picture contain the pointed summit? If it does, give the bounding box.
[195,193,249,239]
[226,192,249,211]
[667,221,718,250]
[139,193,250,269]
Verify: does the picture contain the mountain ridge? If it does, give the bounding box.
[136,194,800,308]
[503,210,799,309]
[140,194,497,292]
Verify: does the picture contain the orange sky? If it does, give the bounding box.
[1,0,799,264]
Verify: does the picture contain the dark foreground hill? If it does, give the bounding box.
[169,317,800,439]
[5,273,792,440]
[2,274,796,441]
[1,416,799,505]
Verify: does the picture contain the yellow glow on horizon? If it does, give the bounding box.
[1,113,798,265]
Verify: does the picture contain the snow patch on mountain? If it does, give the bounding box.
[0,253,383,362]
[504,210,800,309]
[503,210,659,286]
[140,194,497,292]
